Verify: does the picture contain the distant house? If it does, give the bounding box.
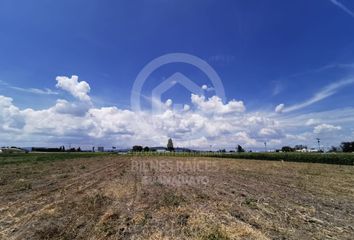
[308,148,319,153]
[156,149,167,153]
[296,148,308,153]
[1,147,28,153]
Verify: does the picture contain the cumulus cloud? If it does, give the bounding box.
[183,104,190,111]
[1,75,353,149]
[0,96,25,131]
[0,88,272,149]
[165,99,173,108]
[191,94,245,114]
[56,75,91,102]
[313,124,342,134]
[275,104,285,113]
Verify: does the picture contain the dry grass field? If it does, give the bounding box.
[0,155,353,239]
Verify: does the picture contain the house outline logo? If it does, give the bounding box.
[131,53,226,112]
[151,72,204,112]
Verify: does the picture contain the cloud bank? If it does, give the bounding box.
[0,75,352,150]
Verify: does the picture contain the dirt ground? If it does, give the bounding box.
[0,155,353,240]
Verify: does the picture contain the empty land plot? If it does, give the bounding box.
[0,155,353,239]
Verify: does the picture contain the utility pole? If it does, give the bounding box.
[316,138,321,151]
[264,141,267,152]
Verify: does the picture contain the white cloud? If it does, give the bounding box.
[0,80,58,95]
[259,128,282,138]
[277,78,354,113]
[201,85,208,90]
[52,99,91,116]
[330,0,354,18]
[56,75,91,102]
[165,99,173,108]
[191,94,245,114]
[183,104,190,111]
[0,96,25,131]
[313,124,342,134]
[1,75,353,150]
[11,87,58,95]
[305,118,319,126]
[275,104,285,113]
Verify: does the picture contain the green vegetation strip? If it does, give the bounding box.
[128,152,354,165]
[206,152,354,165]
[0,152,114,165]
[1,152,353,165]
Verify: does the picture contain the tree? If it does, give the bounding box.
[143,146,150,152]
[281,146,294,152]
[237,145,245,153]
[329,146,339,153]
[294,145,307,151]
[167,138,174,152]
[340,142,354,152]
[132,145,143,152]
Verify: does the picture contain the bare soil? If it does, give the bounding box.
[0,156,353,239]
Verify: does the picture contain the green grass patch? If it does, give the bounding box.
[0,152,114,165]
[128,152,354,165]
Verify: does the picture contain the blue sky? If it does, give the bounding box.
[0,0,354,150]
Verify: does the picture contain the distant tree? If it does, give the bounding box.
[237,145,245,153]
[143,146,150,152]
[294,145,307,151]
[77,147,82,152]
[281,146,294,152]
[167,138,174,152]
[132,145,143,152]
[340,142,354,152]
[329,146,339,153]
[218,149,226,153]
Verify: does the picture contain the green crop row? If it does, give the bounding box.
[128,152,354,165]
[0,152,114,165]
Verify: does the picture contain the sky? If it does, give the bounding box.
[0,0,354,150]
